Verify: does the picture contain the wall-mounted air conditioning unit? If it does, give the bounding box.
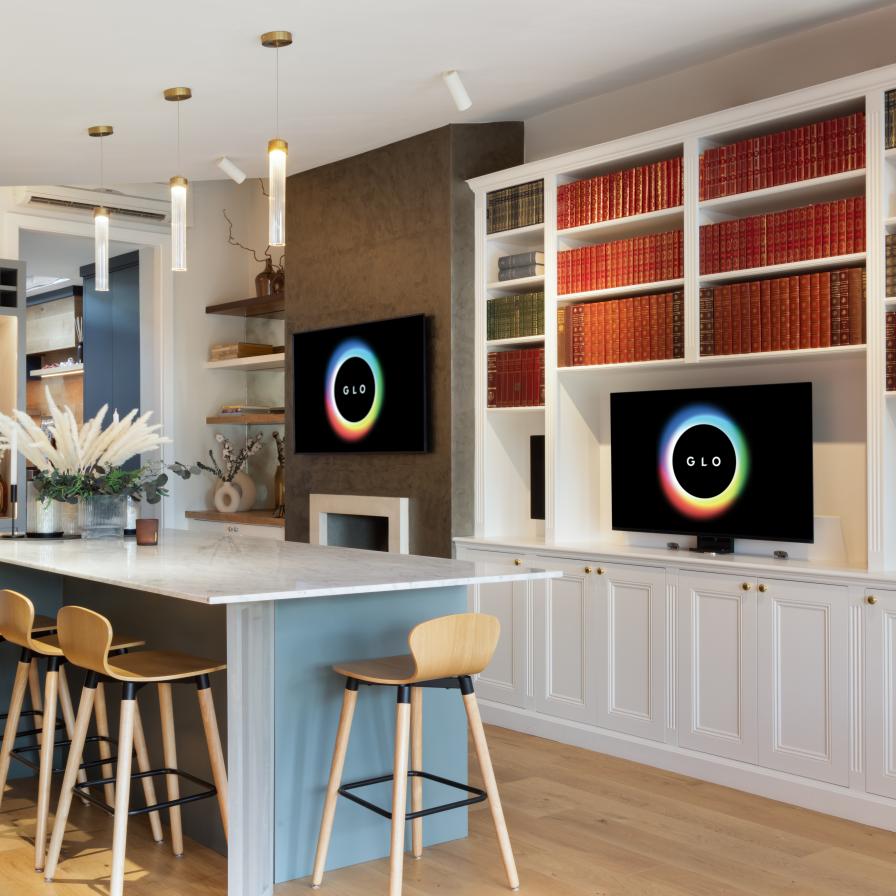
[13,185,174,229]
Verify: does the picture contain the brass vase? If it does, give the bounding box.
[255,258,276,297]
[273,465,285,519]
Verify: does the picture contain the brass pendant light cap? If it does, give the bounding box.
[268,138,288,154]
[88,125,113,138]
[94,206,110,218]
[169,175,188,189]
[163,86,192,102]
[261,30,293,48]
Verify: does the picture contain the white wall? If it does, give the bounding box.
[525,3,896,161]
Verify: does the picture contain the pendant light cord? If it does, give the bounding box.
[275,46,280,136]
[177,100,182,171]
[99,135,104,190]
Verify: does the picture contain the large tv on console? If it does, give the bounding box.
[610,382,813,546]
[293,314,428,454]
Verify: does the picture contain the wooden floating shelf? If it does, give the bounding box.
[206,413,285,425]
[185,509,285,528]
[30,363,84,378]
[700,253,866,284]
[558,206,684,242]
[486,335,545,348]
[205,353,285,371]
[205,295,285,319]
[558,278,685,303]
[699,169,865,216]
[487,275,545,294]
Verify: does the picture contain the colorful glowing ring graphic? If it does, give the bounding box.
[325,339,384,442]
[658,404,749,519]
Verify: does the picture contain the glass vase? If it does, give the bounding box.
[78,495,127,540]
[25,481,63,538]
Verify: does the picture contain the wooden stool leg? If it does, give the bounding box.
[0,653,31,808]
[93,682,116,806]
[133,702,165,843]
[57,665,89,790]
[110,686,137,896]
[28,658,44,748]
[461,678,519,891]
[44,676,97,881]
[34,658,60,872]
[311,679,359,888]
[390,686,412,896]
[410,686,424,859]
[158,682,184,857]
[196,678,228,841]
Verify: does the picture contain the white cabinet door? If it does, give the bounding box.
[533,556,597,724]
[757,578,849,785]
[595,563,667,742]
[678,571,758,763]
[456,547,529,708]
[866,588,896,799]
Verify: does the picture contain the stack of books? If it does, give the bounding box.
[558,291,683,367]
[486,181,544,234]
[699,267,866,356]
[557,157,683,229]
[699,111,865,200]
[209,342,275,361]
[497,251,544,282]
[699,196,865,274]
[487,348,545,408]
[487,292,544,340]
[557,230,683,295]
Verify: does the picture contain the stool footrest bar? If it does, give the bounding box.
[0,709,66,741]
[72,767,217,817]
[338,770,487,821]
[10,735,120,775]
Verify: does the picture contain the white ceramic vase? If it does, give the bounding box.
[214,481,241,513]
[232,471,257,511]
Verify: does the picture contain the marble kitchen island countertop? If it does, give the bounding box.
[0,528,560,604]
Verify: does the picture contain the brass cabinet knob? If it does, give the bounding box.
[741,582,752,591]
[758,584,768,593]
[596,567,605,575]
[584,566,593,574]
[513,558,522,566]
[867,595,878,605]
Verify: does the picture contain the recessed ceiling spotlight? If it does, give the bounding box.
[442,70,472,112]
[217,156,247,184]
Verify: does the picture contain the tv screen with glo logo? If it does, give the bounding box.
[610,382,813,543]
[293,314,428,453]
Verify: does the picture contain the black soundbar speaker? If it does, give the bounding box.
[530,435,545,521]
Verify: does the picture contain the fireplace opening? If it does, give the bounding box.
[325,513,390,553]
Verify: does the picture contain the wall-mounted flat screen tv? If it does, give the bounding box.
[610,382,813,543]
[293,314,429,453]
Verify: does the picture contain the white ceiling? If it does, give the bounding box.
[0,1,887,186]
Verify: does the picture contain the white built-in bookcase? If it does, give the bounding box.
[469,63,896,573]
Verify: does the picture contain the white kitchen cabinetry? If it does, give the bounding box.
[865,587,896,800]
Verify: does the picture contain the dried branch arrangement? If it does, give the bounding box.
[222,179,285,270]
[197,432,264,483]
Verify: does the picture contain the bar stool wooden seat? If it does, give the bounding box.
[43,605,228,896]
[312,613,519,896]
[0,589,155,871]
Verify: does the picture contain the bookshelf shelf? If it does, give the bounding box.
[699,343,864,365]
[205,295,285,319]
[486,405,544,413]
[206,413,285,425]
[700,252,866,284]
[699,169,865,217]
[185,509,285,528]
[884,216,896,231]
[486,335,544,348]
[487,275,545,294]
[885,297,896,308]
[559,357,686,374]
[204,352,285,372]
[557,206,684,244]
[486,223,545,248]
[558,278,685,304]
[30,363,84,379]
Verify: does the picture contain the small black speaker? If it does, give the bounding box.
[530,435,545,521]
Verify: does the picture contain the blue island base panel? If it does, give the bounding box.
[274,585,469,884]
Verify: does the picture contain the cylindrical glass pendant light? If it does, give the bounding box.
[169,176,188,271]
[164,87,192,272]
[268,138,287,246]
[94,207,110,292]
[88,125,113,292]
[261,30,293,248]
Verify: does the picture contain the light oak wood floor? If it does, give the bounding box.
[1,725,895,895]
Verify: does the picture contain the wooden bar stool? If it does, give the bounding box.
[311,613,519,896]
[44,605,228,896]
[0,589,156,872]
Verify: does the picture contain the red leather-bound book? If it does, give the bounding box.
[830,273,841,346]
[487,352,497,407]
[809,273,821,349]
[738,282,750,353]
[649,294,659,360]
[672,291,683,358]
[730,284,742,354]
[757,280,770,352]
[847,267,865,345]
[713,288,724,355]
[720,285,732,355]
[595,301,605,365]
[837,270,850,346]
[819,273,832,347]
[798,274,812,349]
[770,279,781,351]
[778,277,791,350]
[788,276,800,350]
